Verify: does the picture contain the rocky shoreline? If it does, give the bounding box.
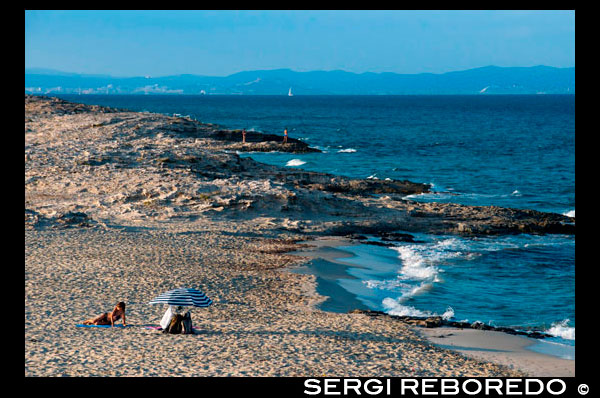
[25,94,574,237]
[349,309,553,339]
[25,95,574,377]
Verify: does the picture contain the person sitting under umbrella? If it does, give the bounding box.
[150,288,212,334]
[160,305,183,329]
[82,301,127,327]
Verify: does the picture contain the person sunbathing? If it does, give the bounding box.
[82,301,127,327]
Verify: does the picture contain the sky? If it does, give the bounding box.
[25,10,575,77]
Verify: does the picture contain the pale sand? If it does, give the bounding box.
[25,227,523,377]
[420,328,575,377]
[291,238,575,378]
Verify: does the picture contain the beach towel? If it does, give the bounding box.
[75,324,131,328]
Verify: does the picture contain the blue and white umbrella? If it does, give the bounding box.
[148,288,212,308]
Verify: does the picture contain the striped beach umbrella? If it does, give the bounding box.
[148,288,212,308]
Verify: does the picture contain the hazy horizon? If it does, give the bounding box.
[25,10,575,78]
[25,64,575,80]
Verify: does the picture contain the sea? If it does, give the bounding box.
[57,94,575,359]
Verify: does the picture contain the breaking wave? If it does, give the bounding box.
[546,319,575,340]
[285,159,306,167]
[563,209,575,218]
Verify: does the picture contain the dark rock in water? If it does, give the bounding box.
[360,240,396,248]
[394,316,443,328]
[471,321,493,331]
[378,231,418,243]
[413,316,443,328]
[448,321,473,329]
[307,178,430,196]
[349,309,553,339]
[344,234,398,247]
[345,234,369,241]
[208,129,321,153]
[425,316,443,328]
[495,327,518,335]
[526,331,553,339]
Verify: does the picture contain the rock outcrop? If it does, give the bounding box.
[349,309,553,339]
[25,95,575,237]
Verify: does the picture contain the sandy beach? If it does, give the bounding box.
[26,226,528,377]
[420,327,574,377]
[25,95,573,377]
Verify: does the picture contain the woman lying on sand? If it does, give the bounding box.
[82,302,127,327]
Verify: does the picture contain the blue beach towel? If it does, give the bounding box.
[75,324,132,328]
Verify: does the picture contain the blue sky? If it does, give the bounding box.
[25,10,575,77]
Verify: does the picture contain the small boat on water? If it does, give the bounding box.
[288,87,293,96]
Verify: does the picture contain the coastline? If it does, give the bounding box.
[25,95,573,377]
[289,237,575,377]
[286,237,369,313]
[26,226,525,377]
[419,327,574,377]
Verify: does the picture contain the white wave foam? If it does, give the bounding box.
[394,246,440,280]
[408,282,433,296]
[337,148,357,153]
[442,306,455,320]
[392,238,465,282]
[402,191,453,201]
[563,209,575,218]
[546,319,575,340]
[285,159,306,167]
[382,298,454,320]
[380,238,465,320]
[433,237,467,251]
[382,298,435,317]
[374,238,471,319]
[511,190,522,196]
[364,279,409,290]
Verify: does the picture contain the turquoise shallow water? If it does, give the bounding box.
[56,94,575,353]
[327,233,574,349]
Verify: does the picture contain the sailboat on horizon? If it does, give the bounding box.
[288,87,293,96]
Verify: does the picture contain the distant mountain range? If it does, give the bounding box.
[25,65,574,95]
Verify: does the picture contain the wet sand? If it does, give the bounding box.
[420,328,574,377]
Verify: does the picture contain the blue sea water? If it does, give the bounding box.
[57,94,575,356]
